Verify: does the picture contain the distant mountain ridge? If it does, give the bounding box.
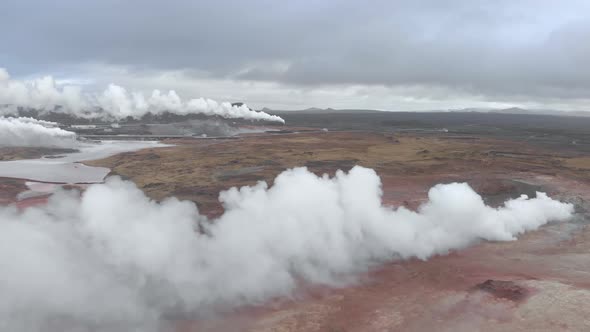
[263,106,590,117]
[264,108,385,114]
[450,107,590,117]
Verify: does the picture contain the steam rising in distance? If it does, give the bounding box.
[0,116,77,148]
[0,68,284,123]
[0,166,573,331]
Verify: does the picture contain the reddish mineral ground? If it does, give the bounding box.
[3,124,590,331]
[83,130,590,332]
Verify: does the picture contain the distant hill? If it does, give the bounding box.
[263,106,589,117]
[265,108,385,115]
[491,107,531,114]
[451,107,590,117]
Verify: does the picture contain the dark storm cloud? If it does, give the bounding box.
[1,0,589,100]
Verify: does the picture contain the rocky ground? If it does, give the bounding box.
[81,130,590,331]
[86,131,589,214]
[0,147,78,161]
[167,173,590,332]
[2,119,590,331]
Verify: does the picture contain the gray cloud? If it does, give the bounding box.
[1,0,589,105]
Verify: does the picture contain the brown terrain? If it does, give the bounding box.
[77,130,590,331]
[0,177,27,206]
[1,111,590,331]
[0,147,79,207]
[0,146,78,161]
[85,131,590,212]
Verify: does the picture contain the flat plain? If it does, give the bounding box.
[79,111,590,331]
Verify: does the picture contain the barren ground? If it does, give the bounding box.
[0,147,78,161]
[81,130,590,331]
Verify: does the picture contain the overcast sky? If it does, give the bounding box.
[1,0,589,111]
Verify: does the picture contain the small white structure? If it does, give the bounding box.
[71,124,97,130]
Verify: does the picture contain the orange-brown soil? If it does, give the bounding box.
[81,131,590,331]
[0,177,27,205]
[166,171,590,332]
[0,146,78,161]
[3,131,590,331]
[85,132,589,216]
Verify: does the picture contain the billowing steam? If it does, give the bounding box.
[0,116,77,148]
[0,68,284,123]
[0,166,573,331]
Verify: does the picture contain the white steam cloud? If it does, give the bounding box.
[0,166,573,331]
[0,116,77,148]
[0,68,284,123]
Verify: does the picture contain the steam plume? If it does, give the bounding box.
[0,68,284,123]
[0,166,573,331]
[0,116,77,148]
